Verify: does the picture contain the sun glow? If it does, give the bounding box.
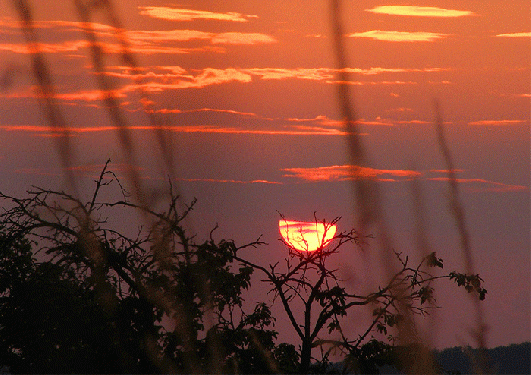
[279,220,336,252]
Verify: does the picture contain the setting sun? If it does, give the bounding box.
[279,220,337,252]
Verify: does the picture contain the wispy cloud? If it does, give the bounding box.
[468,120,528,126]
[287,115,394,127]
[0,62,448,106]
[0,121,356,137]
[124,68,253,91]
[395,120,433,125]
[0,41,88,54]
[150,107,263,118]
[347,30,447,42]
[429,169,465,174]
[326,80,418,85]
[428,177,528,193]
[495,32,531,38]
[282,165,421,182]
[127,29,276,46]
[177,178,282,185]
[72,66,446,101]
[138,7,254,22]
[211,32,276,45]
[281,164,528,193]
[0,18,275,56]
[242,68,333,80]
[15,163,144,179]
[366,6,475,17]
[241,67,446,81]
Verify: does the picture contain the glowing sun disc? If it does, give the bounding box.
[279,220,337,252]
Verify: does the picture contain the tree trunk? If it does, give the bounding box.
[299,338,312,374]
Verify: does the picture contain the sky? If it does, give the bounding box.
[0,1,529,350]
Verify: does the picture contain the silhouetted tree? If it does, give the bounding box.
[0,163,487,374]
[235,216,487,374]
[0,162,288,373]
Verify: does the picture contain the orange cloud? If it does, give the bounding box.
[468,120,528,126]
[282,165,421,182]
[138,7,253,22]
[347,30,447,42]
[496,32,531,38]
[366,6,475,17]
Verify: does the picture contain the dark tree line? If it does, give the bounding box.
[0,163,486,373]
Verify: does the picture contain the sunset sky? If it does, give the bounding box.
[0,1,529,349]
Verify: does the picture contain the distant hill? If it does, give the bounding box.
[340,342,531,374]
[434,342,530,375]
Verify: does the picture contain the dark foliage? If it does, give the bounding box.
[0,165,488,374]
[0,166,285,373]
